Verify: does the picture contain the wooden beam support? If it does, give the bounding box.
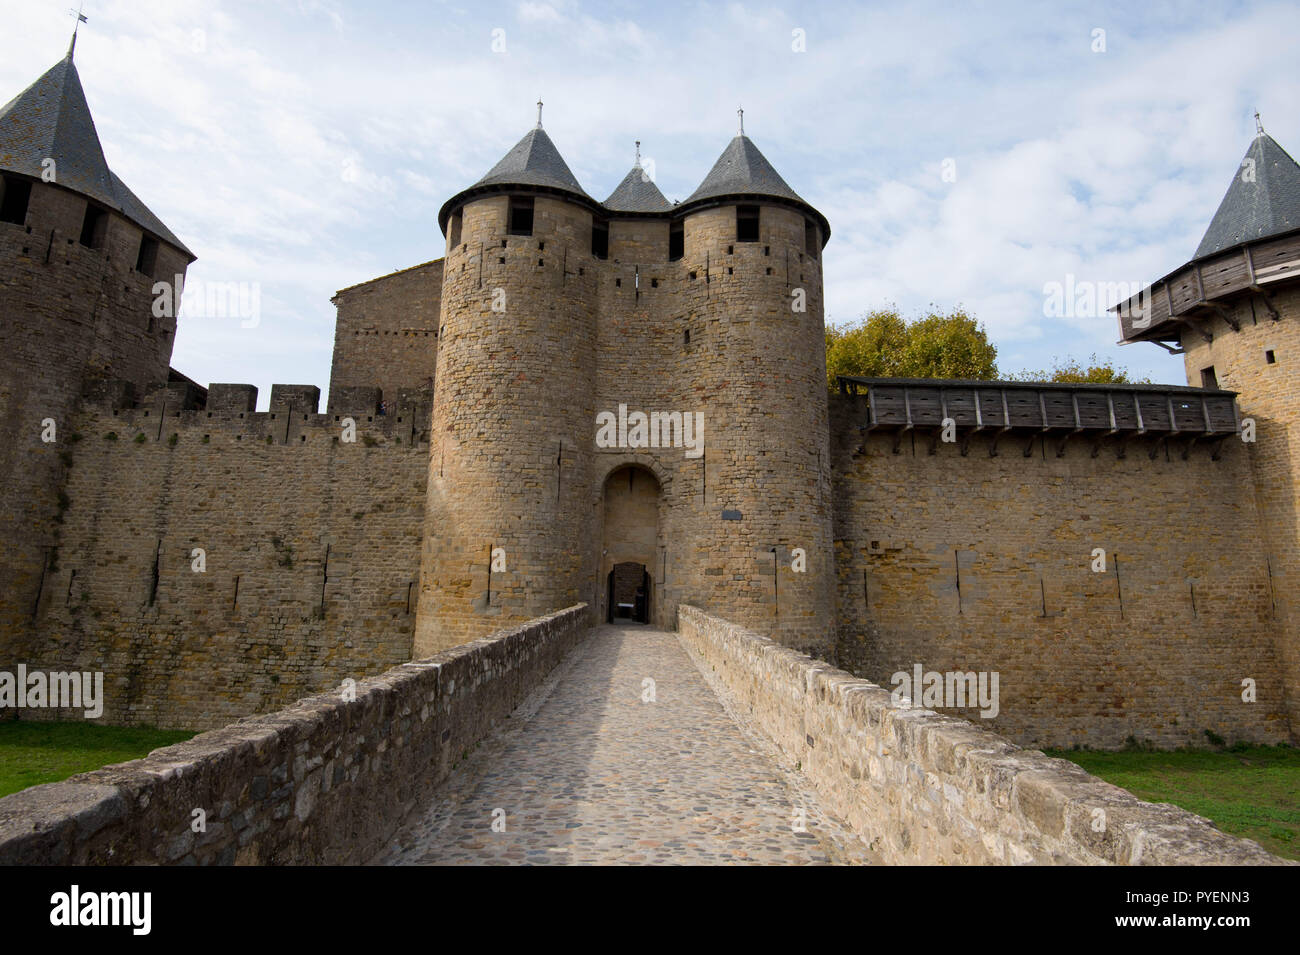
[1186,317,1214,344]
[1210,303,1241,332]
[1256,291,1281,321]
[987,427,1009,458]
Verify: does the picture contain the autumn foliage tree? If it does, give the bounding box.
[827,309,1144,390]
[825,307,998,390]
[1006,354,1149,384]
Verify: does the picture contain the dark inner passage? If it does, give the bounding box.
[607,561,649,624]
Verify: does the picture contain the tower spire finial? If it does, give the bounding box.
[1255,109,1264,135]
[67,2,88,59]
[536,99,543,129]
[634,140,641,167]
[737,106,744,136]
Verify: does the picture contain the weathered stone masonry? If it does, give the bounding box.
[829,395,1289,749]
[17,385,430,729]
[0,606,588,865]
[679,606,1287,865]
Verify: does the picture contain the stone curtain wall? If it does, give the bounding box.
[678,606,1287,865]
[15,394,429,729]
[829,397,1290,749]
[0,606,588,865]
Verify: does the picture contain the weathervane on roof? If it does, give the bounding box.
[634,140,641,167]
[536,99,543,129]
[67,2,88,59]
[737,106,744,136]
[1256,110,1264,135]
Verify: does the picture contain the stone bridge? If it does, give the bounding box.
[0,606,1285,865]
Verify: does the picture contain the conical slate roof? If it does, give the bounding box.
[0,54,193,258]
[1195,132,1300,259]
[603,163,672,213]
[684,134,806,206]
[474,126,591,198]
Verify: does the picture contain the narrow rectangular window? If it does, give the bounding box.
[135,235,159,277]
[668,221,684,261]
[508,196,534,236]
[79,203,108,249]
[1200,366,1218,389]
[1265,349,1277,365]
[805,218,818,258]
[448,210,462,248]
[591,217,609,259]
[736,205,759,242]
[0,175,32,225]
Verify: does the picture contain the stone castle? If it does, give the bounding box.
[2,48,1298,751]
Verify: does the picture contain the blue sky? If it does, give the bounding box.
[4,0,1298,405]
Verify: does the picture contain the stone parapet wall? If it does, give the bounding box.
[677,605,1289,865]
[0,606,587,865]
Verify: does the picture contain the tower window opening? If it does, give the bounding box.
[736,205,760,242]
[1201,366,1219,389]
[669,222,684,261]
[591,217,609,259]
[448,211,462,248]
[1266,349,1277,365]
[134,235,159,277]
[805,219,818,258]
[79,203,108,249]
[0,174,32,225]
[684,329,690,345]
[508,197,534,236]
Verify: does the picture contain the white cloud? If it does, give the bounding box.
[3,0,1296,398]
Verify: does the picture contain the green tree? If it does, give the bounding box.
[1007,354,1149,384]
[826,307,998,390]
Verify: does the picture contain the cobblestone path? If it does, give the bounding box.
[373,625,875,865]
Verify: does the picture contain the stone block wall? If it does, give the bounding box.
[416,195,600,653]
[13,391,430,729]
[1180,284,1300,737]
[0,606,588,865]
[678,605,1288,865]
[328,259,442,412]
[829,395,1290,748]
[0,178,190,664]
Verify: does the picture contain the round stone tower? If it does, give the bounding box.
[1118,124,1300,737]
[667,123,835,655]
[414,114,602,653]
[416,111,834,657]
[0,47,194,652]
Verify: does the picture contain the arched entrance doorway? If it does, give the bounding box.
[600,465,661,626]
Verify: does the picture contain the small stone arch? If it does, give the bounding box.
[591,453,671,505]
